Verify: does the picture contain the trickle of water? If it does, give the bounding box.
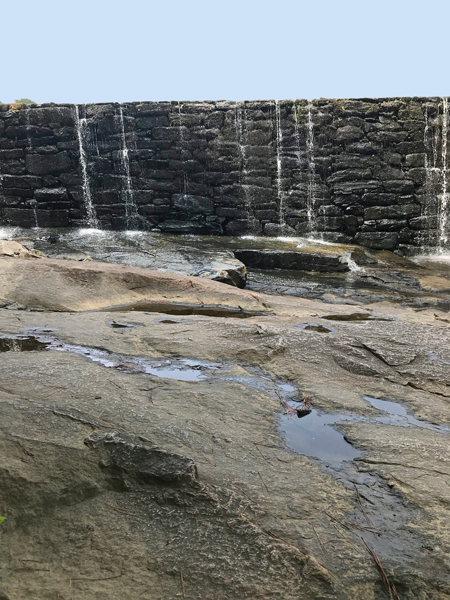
[340,253,365,273]
[437,97,449,251]
[177,102,190,199]
[306,101,317,236]
[25,109,33,151]
[275,100,284,226]
[118,104,139,229]
[32,202,39,228]
[235,104,254,222]
[292,101,303,172]
[422,106,437,249]
[74,105,100,229]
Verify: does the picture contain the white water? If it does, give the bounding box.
[234,104,254,221]
[306,101,317,236]
[275,100,284,226]
[437,97,449,250]
[74,106,100,229]
[340,253,365,273]
[77,228,106,237]
[118,105,139,228]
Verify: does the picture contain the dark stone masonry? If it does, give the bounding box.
[0,98,449,254]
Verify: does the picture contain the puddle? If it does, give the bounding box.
[4,329,447,466]
[280,406,363,463]
[107,321,144,331]
[94,301,269,318]
[363,395,450,432]
[0,335,50,352]
[320,313,394,322]
[279,389,449,464]
[4,331,217,382]
[156,318,193,324]
[296,322,335,333]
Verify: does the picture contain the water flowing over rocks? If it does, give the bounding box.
[2,97,450,254]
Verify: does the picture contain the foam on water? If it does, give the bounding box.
[0,227,20,240]
[76,228,107,237]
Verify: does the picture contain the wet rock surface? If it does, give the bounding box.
[1,237,450,599]
[5,227,450,307]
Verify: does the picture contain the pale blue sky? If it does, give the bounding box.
[2,0,448,104]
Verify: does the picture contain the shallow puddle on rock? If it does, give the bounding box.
[0,335,50,352]
[4,332,217,382]
[296,322,335,333]
[280,405,362,463]
[50,343,215,382]
[363,395,450,432]
[94,301,269,318]
[156,317,193,324]
[107,321,144,331]
[320,313,394,322]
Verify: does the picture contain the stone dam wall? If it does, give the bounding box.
[0,98,449,254]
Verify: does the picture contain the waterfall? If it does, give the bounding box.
[235,104,254,223]
[306,101,317,236]
[275,100,284,225]
[178,102,190,198]
[437,97,449,251]
[292,102,302,172]
[423,105,439,249]
[118,105,139,229]
[74,105,100,229]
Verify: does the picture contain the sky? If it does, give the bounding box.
[2,0,449,105]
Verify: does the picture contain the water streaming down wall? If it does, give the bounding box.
[2,97,450,254]
[422,98,450,252]
[117,105,139,229]
[305,101,317,237]
[274,100,285,227]
[437,97,449,250]
[234,104,255,226]
[74,105,100,229]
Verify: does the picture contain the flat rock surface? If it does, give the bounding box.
[0,246,450,599]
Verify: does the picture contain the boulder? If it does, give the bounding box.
[0,240,46,258]
[234,248,349,273]
[194,254,247,288]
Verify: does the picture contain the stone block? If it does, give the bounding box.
[35,209,70,227]
[2,175,42,189]
[4,208,37,226]
[355,231,398,250]
[327,169,372,184]
[405,153,426,168]
[172,194,215,215]
[383,179,415,193]
[407,168,427,185]
[234,248,349,272]
[334,125,364,142]
[34,187,68,202]
[135,116,169,129]
[333,180,382,194]
[0,148,24,159]
[364,204,420,220]
[25,152,71,175]
[0,160,26,175]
